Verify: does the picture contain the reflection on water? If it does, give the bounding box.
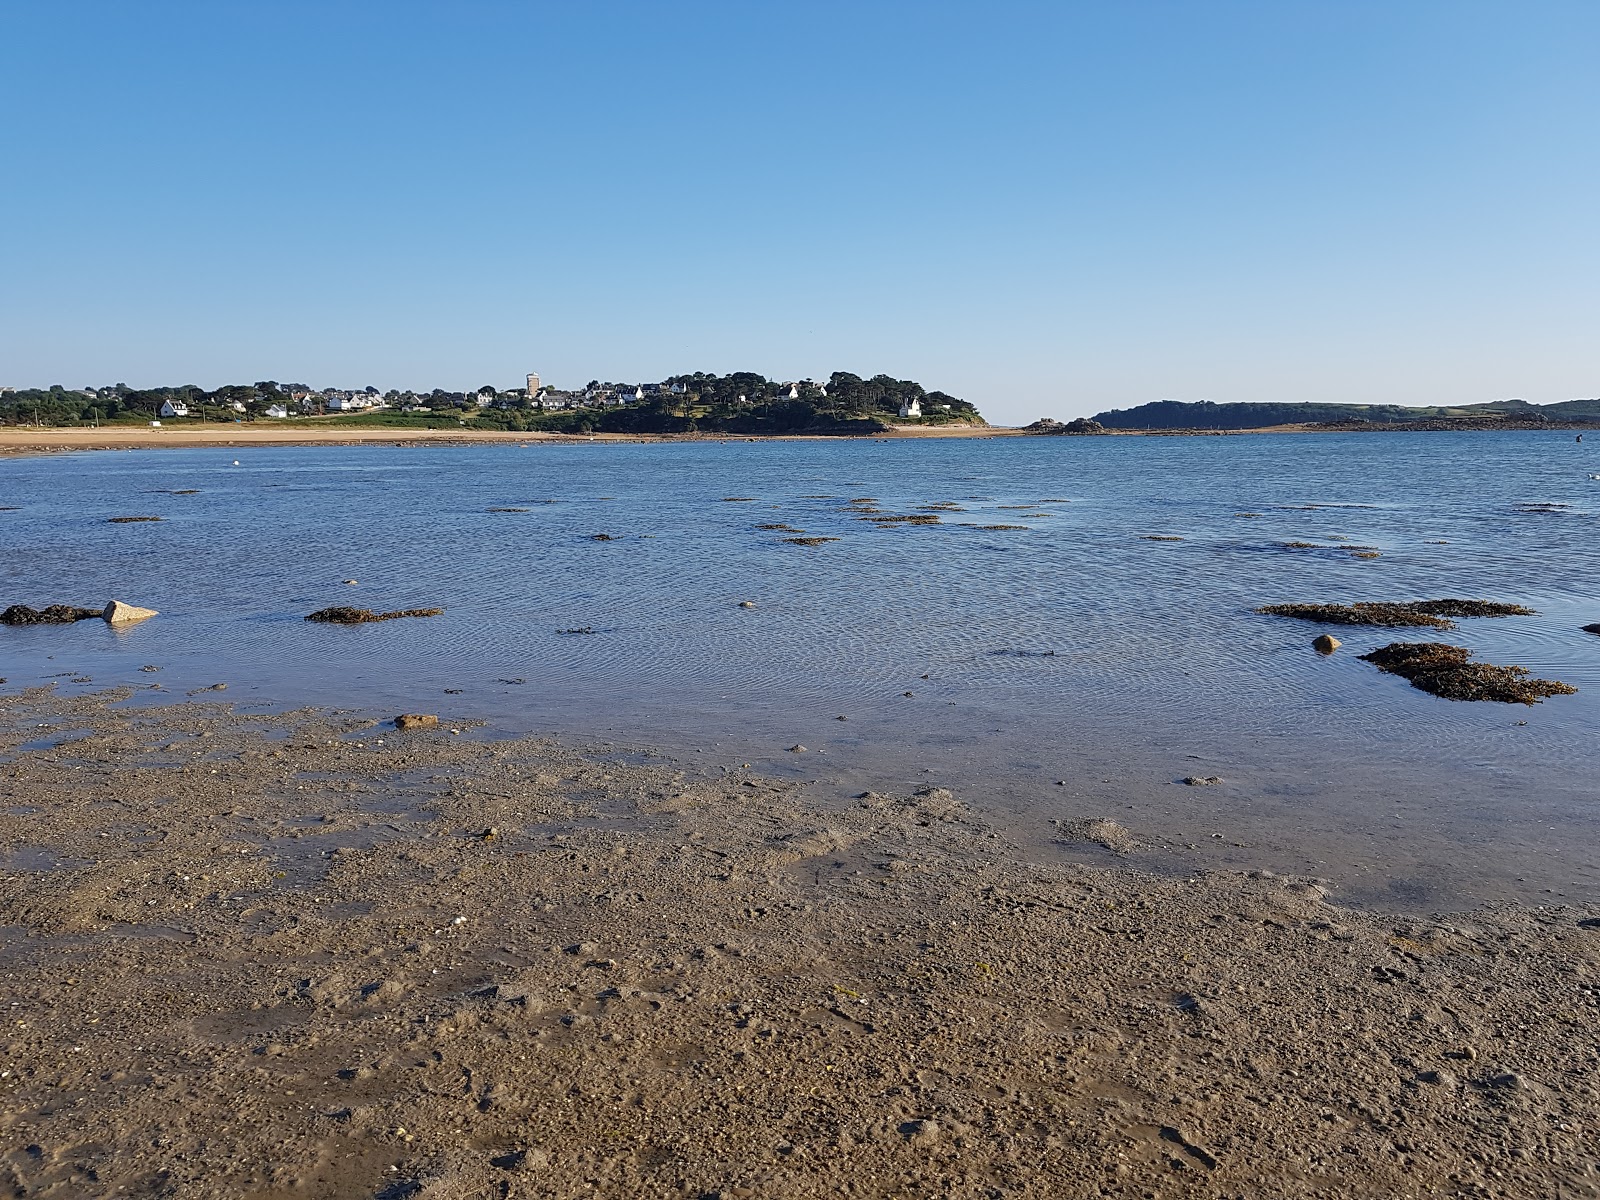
[3,432,1597,908]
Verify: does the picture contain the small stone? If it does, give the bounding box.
[1487,1072,1526,1090]
[1418,1069,1456,1086]
[1313,634,1341,654]
[343,579,358,585]
[835,715,848,721]
[738,601,757,608]
[394,713,439,730]
[788,744,806,753]
[482,827,499,841]
[1183,775,1222,786]
[103,600,159,624]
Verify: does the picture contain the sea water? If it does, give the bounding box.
[3,432,1596,908]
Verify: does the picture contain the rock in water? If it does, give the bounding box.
[306,607,443,624]
[394,713,439,730]
[103,600,159,624]
[1313,633,1341,654]
[1,604,102,625]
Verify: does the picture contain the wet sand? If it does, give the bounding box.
[2,687,1596,1198]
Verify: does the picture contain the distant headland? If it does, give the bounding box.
[0,372,985,436]
[1081,396,1600,433]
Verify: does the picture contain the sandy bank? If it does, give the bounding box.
[0,688,1594,1198]
[0,422,1012,456]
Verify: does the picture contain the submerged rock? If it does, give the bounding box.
[1580,623,1600,637]
[107,516,165,523]
[782,537,839,546]
[1360,642,1576,705]
[305,606,444,624]
[1313,634,1341,654]
[103,600,159,624]
[2,604,102,625]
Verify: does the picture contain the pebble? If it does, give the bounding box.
[1313,634,1341,654]
[1183,775,1223,786]
[738,601,756,608]
[788,745,806,753]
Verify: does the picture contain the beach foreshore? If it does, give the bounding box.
[1,687,1594,1199]
[0,423,1020,456]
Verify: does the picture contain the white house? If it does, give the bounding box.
[898,398,922,419]
[229,401,247,413]
[327,395,361,412]
[158,400,189,418]
[265,404,289,418]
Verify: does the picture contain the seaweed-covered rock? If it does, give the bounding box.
[1257,600,1534,630]
[305,607,443,624]
[2,604,103,625]
[1360,642,1576,705]
[393,713,439,730]
[1408,599,1535,618]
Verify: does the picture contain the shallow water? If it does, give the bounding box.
[3,432,1597,909]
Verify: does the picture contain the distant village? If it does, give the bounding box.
[1,371,973,431]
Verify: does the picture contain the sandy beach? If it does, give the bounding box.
[1,685,1595,1199]
[0,423,1020,456]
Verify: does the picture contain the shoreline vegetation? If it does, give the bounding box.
[2,685,1597,1198]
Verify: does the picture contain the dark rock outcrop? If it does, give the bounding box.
[305,607,444,624]
[1025,417,1107,435]
[2,604,103,625]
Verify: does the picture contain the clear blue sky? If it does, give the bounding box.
[3,1,1596,422]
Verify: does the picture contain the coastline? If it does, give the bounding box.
[1,686,1595,1198]
[4,419,1591,456]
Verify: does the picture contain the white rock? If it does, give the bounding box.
[103,600,159,624]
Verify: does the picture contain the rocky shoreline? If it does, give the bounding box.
[1,687,1596,1198]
